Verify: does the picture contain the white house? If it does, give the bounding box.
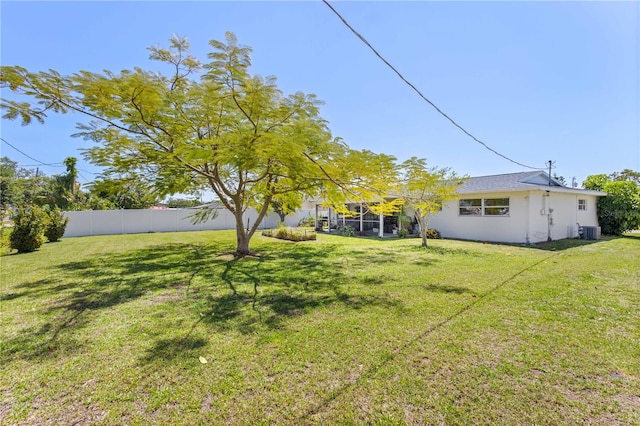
[429,171,606,244]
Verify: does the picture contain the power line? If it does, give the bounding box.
[0,136,51,166]
[322,0,544,171]
[2,137,99,175]
[18,163,65,167]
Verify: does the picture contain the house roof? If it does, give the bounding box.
[458,171,606,196]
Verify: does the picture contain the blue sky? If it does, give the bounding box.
[1,1,638,189]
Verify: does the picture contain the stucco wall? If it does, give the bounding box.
[430,190,601,244]
[429,192,529,243]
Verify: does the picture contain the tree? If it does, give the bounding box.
[584,172,640,235]
[166,197,202,208]
[0,156,23,207]
[2,33,393,256]
[552,173,566,186]
[610,168,640,185]
[399,157,464,247]
[48,157,80,210]
[270,191,303,223]
[0,157,52,208]
[89,178,158,209]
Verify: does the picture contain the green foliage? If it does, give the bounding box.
[9,205,48,253]
[424,228,441,239]
[298,215,315,227]
[399,157,465,247]
[397,229,409,238]
[0,206,11,255]
[584,172,640,235]
[44,208,69,242]
[3,33,373,256]
[89,178,158,209]
[337,225,355,236]
[1,156,24,206]
[552,173,566,185]
[261,227,317,241]
[270,192,303,222]
[610,168,640,185]
[165,197,202,208]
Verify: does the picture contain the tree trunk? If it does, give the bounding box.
[232,197,272,257]
[234,208,251,257]
[416,214,428,247]
[236,227,251,257]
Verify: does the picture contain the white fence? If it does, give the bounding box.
[63,208,317,238]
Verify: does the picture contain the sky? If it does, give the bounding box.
[1,1,639,191]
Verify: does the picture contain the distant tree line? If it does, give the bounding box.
[0,155,164,211]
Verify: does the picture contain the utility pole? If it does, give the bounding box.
[547,160,553,186]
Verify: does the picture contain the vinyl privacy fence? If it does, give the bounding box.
[63,208,317,238]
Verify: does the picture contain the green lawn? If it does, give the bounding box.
[1,231,639,425]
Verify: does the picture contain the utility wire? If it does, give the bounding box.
[0,136,50,166]
[322,0,544,171]
[18,163,65,167]
[2,137,99,175]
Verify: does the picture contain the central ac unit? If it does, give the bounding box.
[583,226,601,240]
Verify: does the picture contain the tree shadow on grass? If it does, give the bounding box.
[140,336,209,363]
[2,239,404,363]
[485,238,608,252]
[421,283,472,294]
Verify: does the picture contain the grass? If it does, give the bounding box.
[1,231,639,425]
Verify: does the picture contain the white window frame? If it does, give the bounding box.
[578,199,587,211]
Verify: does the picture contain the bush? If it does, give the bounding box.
[44,208,69,242]
[397,229,409,238]
[424,228,441,239]
[584,174,640,235]
[262,227,316,242]
[298,215,315,227]
[9,205,48,253]
[337,225,355,237]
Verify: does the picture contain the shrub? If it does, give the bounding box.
[298,215,315,227]
[422,228,441,239]
[337,225,355,237]
[44,208,69,242]
[397,229,409,238]
[9,205,48,253]
[584,174,640,235]
[262,227,316,242]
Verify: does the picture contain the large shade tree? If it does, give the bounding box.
[1,33,395,256]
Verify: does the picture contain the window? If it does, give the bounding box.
[484,198,510,216]
[459,198,510,216]
[578,199,586,211]
[459,198,482,216]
